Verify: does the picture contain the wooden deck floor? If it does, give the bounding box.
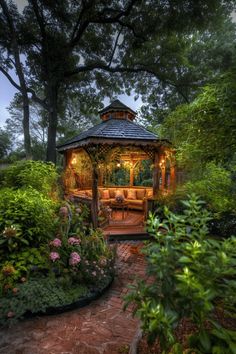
[103,210,148,239]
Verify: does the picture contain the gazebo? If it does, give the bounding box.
[57,100,176,231]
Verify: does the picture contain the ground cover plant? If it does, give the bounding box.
[0,161,115,326]
[125,194,236,353]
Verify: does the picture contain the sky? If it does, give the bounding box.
[0,0,142,128]
[0,70,142,128]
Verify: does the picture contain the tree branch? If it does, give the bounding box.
[0,66,21,91]
[69,0,138,48]
[108,26,123,67]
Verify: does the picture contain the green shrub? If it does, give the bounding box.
[185,162,235,213]
[0,188,57,255]
[1,160,59,198]
[0,246,50,294]
[125,194,236,353]
[153,186,187,218]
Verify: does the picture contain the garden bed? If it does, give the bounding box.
[27,275,114,317]
[137,311,236,354]
[0,274,114,327]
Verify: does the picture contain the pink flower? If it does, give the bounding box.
[69,252,81,266]
[68,237,81,246]
[92,271,97,276]
[50,238,62,248]
[50,252,60,262]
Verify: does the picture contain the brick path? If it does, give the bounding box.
[0,241,146,354]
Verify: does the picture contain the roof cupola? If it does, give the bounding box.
[99,99,136,121]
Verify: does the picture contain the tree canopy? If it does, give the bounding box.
[161,69,236,172]
[0,0,235,162]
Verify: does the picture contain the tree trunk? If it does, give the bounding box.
[22,93,32,159]
[0,0,32,159]
[46,86,58,163]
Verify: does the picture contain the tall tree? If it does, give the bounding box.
[0,0,32,158]
[2,0,235,163]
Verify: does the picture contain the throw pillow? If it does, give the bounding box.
[109,189,116,198]
[136,189,145,199]
[102,189,110,199]
[127,189,136,200]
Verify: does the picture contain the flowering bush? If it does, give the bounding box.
[0,194,116,325]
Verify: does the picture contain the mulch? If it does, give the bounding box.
[137,309,236,354]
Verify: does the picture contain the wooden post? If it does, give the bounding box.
[170,165,176,191]
[153,152,160,197]
[91,163,99,228]
[161,157,166,191]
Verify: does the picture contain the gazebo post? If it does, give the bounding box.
[170,164,176,191]
[91,163,99,228]
[129,162,134,186]
[160,155,166,191]
[153,151,160,197]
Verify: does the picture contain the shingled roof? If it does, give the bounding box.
[98,99,137,116]
[57,118,159,152]
[57,100,167,153]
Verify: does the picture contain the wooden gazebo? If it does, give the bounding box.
[57,100,176,229]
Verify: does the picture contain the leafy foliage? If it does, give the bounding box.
[186,162,236,213]
[0,246,49,294]
[161,70,236,170]
[124,195,236,353]
[0,276,88,326]
[1,160,59,197]
[0,187,57,253]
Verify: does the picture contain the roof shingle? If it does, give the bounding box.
[57,118,159,151]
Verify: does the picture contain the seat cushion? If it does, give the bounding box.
[100,199,111,205]
[126,199,143,206]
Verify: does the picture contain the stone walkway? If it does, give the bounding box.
[0,241,146,354]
